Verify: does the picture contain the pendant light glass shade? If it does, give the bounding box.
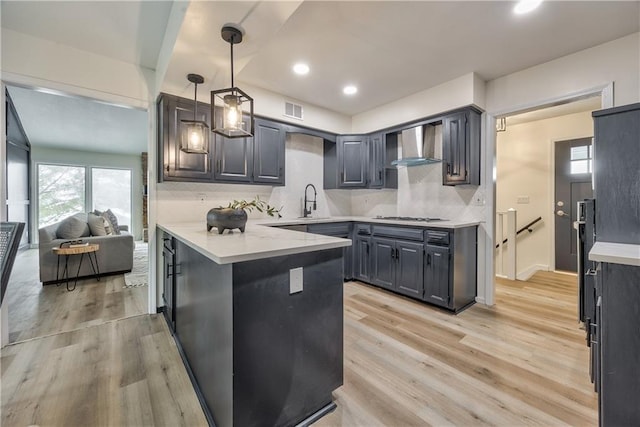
[181,73,209,154]
[211,25,254,139]
[211,88,254,138]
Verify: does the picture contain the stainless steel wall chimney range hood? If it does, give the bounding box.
[391,124,442,167]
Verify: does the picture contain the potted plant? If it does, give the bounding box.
[207,196,282,234]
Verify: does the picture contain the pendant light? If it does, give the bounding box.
[181,73,209,154]
[211,25,254,139]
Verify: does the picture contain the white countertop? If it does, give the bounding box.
[589,242,640,267]
[259,216,482,229]
[158,221,352,265]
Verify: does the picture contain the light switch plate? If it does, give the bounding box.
[290,267,303,294]
[517,196,530,204]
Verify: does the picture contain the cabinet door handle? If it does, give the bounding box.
[427,254,431,265]
[366,244,369,255]
[165,164,170,173]
[395,248,400,259]
[217,159,221,171]
[446,163,451,175]
[279,167,283,178]
[340,172,344,183]
[379,170,382,180]
[390,249,395,259]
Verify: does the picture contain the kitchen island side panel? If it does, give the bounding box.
[174,239,233,427]
[232,248,344,427]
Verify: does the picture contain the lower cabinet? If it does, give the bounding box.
[353,235,372,282]
[424,245,450,307]
[371,236,424,299]
[353,223,477,313]
[307,222,353,280]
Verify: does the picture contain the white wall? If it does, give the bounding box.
[486,32,640,114]
[30,147,144,241]
[155,133,351,224]
[1,29,154,108]
[496,110,594,279]
[351,72,485,134]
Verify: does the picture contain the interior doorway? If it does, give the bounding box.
[495,96,600,282]
[553,138,593,272]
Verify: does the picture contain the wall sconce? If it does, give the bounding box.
[211,25,254,139]
[180,73,209,153]
[496,117,507,132]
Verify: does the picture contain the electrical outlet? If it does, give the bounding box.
[517,196,530,204]
[472,190,485,206]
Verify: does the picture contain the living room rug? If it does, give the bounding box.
[124,242,148,288]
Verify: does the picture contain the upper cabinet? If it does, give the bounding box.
[252,118,285,185]
[158,93,285,186]
[442,109,481,186]
[337,135,368,188]
[324,132,398,190]
[158,94,213,182]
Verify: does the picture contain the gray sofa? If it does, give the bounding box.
[39,212,134,285]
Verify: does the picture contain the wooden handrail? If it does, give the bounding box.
[496,216,543,248]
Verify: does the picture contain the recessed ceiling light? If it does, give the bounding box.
[514,0,543,15]
[293,63,310,75]
[343,85,358,95]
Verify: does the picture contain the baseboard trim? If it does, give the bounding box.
[517,264,550,281]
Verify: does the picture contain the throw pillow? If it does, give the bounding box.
[102,216,114,236]
[56,215,90,239]
[87,212,107,236]
[102,209,121,235]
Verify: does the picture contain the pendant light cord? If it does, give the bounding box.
[193,81,198,120]
[230,38,235,89]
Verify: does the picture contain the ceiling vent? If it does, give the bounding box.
[284,101,303,120]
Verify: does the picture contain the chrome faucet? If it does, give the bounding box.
[303,184,317,218]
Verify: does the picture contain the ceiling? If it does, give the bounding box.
[7,86,148,155]
[1,1,638,150]
[1,1,173,70]
[164,1,640,115]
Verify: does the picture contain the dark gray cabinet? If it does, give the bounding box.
[442,109,481,186]
[395,241,425,298]
[371,237,396,290]
[158,93,285,186]
[307,222,352,280]
[424,245,450,306]
[253,118,285,185]
[353,235,372,283]
[158,94,213,182]
[324,133,397,190]
[370,226,425,299]
[337,135,368,188]
[369,132,385,188]
[214,132,253,183]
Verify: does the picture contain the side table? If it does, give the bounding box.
[52,243,101,291]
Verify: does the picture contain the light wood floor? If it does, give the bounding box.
[317,271,597,426]
[5,249,147,343]
[2,263,596,426]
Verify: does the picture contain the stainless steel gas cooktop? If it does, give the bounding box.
[374,216,447,222]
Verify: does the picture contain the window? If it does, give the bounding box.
[92,168,132,229]
[570,145,592,174]
[38,164,85,227]
[37,164,132,231]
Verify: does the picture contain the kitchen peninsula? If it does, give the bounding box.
[157,221,351,427]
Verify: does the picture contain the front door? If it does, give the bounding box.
[554,138,593,272]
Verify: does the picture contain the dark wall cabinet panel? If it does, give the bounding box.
[214,135,253,182]
[369,132,385,188]
[252,119,285,185]
[158,93,286,186]
[337,135,368,188]
[442,109,481,186]
[159,94,213,182]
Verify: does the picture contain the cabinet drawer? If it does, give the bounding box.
[372,226,423,241]
[425,230,450,245]
[307,222,351,236]
[354,223,372,235]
